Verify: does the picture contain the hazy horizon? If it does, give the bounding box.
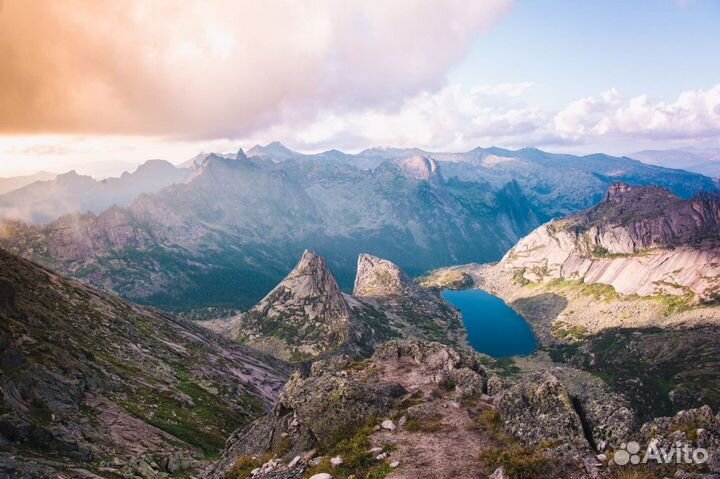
[1,0,719,176]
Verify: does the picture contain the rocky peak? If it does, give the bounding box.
[247,141,298,161]
[393,155,442,182]
[238,250,354,360]
[55,170,94,186]
[235,148,248,161]
[604,181,634,202]
[353,254,418,297]
[574,183,720,246]
[271,250,349,307]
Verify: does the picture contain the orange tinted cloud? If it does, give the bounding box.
[0,0,512,138]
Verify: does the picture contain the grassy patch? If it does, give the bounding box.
[404,414,445,433]
[469,408,502,434]
[226,454,270,479]
[551,321,588,342]
[479,445,552,479]
[512,268,531,286]
[305,423,392,479]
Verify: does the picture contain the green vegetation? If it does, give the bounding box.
[479,445,552,479]
[226,454,270,479]
[469,408,502,434]
[551,321,588,342]
[119,371,260,458]
[653,292,695,314]
[404,414,445,433]
[547,278,620,301]
[512,268,531,286]
[305,422,392,479]
[417,269,474,290]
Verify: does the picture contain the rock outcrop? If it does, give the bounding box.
[0,248,291,478]
[209,339,715,479]
[212,252,467,362]
[353,254,467,347]
[231,250,356,361]
[503,183,720,300]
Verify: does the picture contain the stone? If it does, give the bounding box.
[447,367,487,397]
[489,466,508,479]
[496,371,590,453]
[330,456,343,466]
[280,373,395,448]
[287,455,301,468]
[389,461,400,468]
[381,419,396,431]
[309,474,333,479]
[486,376,507,396]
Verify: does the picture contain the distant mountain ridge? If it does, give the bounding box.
[0,160,192,224]
[0,144,716,311]
[0,171,57,195]
[632,147,720,178]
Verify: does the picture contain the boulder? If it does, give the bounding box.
[447,367,487,397]
[281,373,395,448]
[496,371,590,453]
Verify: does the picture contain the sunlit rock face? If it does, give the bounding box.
[503,183,720,300]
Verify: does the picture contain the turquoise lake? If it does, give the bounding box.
[442,289,538,358]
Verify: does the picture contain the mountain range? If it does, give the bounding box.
[2,173,720,477]
[632,147,720,178]
[0,160,191,224]
[0,171,57,196]
[0,144,715,313]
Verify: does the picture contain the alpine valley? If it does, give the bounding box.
[2,144,720,479]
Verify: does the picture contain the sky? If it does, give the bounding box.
[0,0,719,176]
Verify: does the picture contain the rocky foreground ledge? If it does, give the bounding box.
[206,340,720,479]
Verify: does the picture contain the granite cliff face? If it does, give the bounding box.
[0,248,291,478]
[503,183,720,300]
[206,252,464,361]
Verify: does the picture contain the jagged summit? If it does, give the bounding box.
[235,147,248,161]
[210,251,465,360]
[258,249,350,313]
[353,253,418,297]
[571,182,720,247]
[236,250,354,361]
[352,254,466,347]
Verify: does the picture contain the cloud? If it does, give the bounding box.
[553,84,720,141]
[0,0,513,138]
[247,82,562,151]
